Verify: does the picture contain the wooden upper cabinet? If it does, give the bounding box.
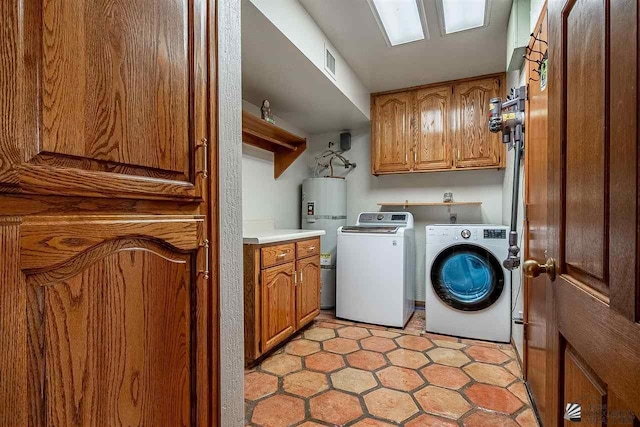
[453,77,504,168]
[3,0,209,200]
[372,91,412,173]
[370,74,504,174]
[413,86,453,170]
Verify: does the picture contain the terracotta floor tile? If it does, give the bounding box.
[323,337,360,354]
[251,395,306,427]
[501,348,517,358]
[316,321,343,329]
[309,390,363,425]
[304,327,336,342]
[364,388,419,423]
[245,371,279,401]
[427,348,471,368]
[515,408,539,427]
[387,348,430,369]
[460,338,502,348]
[508,382,530,404]
[463,362,517,387]
[351,418,396,426]
[505,360,523,377]
[285,339,321,356]
[361,336,398,353]
[283,370,328,398]
[338,326,372,339]
[377,366,425,391]
[304,351,345,373]
[296,422,325,427]
[431,339,467,350]
[462,410,519,427]
[346,350,388,371]
[423,332,459,342]
[396,335,434,351]
[420,364,471,390]
[331,367,378,393]
[464,383,523,414]
[405,413,458,426]
[370,329,401,338]
[260,353,302,376]
[413,385,472,419]
[465,345,511,364]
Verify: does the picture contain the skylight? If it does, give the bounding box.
[369,0,428,47]
[441,0,489,34]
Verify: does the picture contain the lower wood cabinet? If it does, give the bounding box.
[244,237,321,365]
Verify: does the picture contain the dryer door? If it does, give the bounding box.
[430,244,505,311]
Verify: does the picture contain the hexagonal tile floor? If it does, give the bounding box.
[245,310,539,426]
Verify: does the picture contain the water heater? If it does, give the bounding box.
[302,177,347,309]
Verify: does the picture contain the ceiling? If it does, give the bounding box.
[299,0,512,92]
[242,0,370,134]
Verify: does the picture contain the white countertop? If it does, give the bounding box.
[242,229,325,245]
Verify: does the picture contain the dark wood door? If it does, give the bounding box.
[413,86,452,171]
[523,7,550,423]
[1,0,216,425]
[296,255,321,329]
[453,77,503,168]
[372,91,412,174]
[261,262,296,352]
[545,0,640,425]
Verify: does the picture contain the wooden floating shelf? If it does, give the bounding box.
[378,201,483,208]
[242,111,307,179]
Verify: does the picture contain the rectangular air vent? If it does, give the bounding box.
[325,44,336,79]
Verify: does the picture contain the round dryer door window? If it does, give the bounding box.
[430,244,505,311]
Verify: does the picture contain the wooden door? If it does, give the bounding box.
[453,77,503,168]
[413,86,452,171]
[544,0,640,425]
[261,262,296,352]
[372,91,412,174]
[523,7,549,423]
[296,255,321,329]
[1,0,217,425]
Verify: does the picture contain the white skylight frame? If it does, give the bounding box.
[367,0,430,47]
[436,0,491,36]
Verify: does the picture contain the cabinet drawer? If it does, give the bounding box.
[261,243,295,268]
[297,238,320,258]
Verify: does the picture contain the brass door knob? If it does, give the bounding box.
[523,258,557,281]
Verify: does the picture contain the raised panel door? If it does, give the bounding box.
[2,0,209,200]
[372,92,412,173]
[296,256,320,329]
[414,86,452,171]
[261,262,296,352]
[453,77,503,168]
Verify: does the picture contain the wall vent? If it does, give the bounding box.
[325,44,336,79]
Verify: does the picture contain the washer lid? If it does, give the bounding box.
[341,226,400,234]
[430,244,505,312]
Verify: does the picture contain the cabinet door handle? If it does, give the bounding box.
[199,239,210,279]
[299,270,303,283]
[277,252,287,259]
[196,137,208,178]
[307,246,316,251]
[414,150,417,164]
[294,270,298,285]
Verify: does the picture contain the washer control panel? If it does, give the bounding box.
[357,212,414,228]
[483,229,507,239]
[461,229,471,239]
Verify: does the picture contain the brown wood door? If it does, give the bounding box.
[453,77,503,168]
[1,0,209,201]
[544,0,640,425]
[296,255,321,329]
[261,262,296,352]
[413,86,452,171]
[523,8,550,423]
[372,91,412,174]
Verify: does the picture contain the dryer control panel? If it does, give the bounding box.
[356,212,414,228]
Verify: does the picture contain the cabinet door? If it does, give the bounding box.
[3,0,209,200]
[372,92,412,173]
[261,262,296,352]
[414,86,453,170]
[16,215,209,426]
[453,77,503,168]
[296,256,321,329]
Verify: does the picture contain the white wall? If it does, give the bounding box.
[247,0,370,118]
[502,68,527,359]
[242,100,312,229]
[308,129,505,302]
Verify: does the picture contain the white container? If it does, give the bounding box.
[302,177,347,309]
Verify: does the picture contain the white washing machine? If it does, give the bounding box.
[425,225,511,343]
[336,212,415,327]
